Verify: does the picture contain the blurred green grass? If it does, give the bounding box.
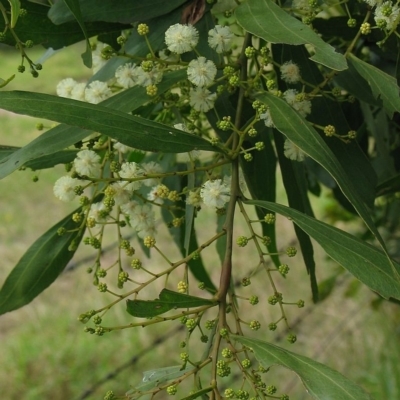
[1,42,400,400]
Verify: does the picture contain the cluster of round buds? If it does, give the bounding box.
[186,318,197,331]
[143,236,156,248]
[268,292,283,305]
[249,320,261,330]
[264,213,275,224]
[278,264,290,276]
[216,360,231,377]
[131,258,142,269]
[269,322,277,331]
[217,116,232,131]
[360,22,371,34]
[286,246,297,257]
[205,320,216,330]
[104,390,115,400]
[236,236,249,247]
[222,348,233,358]
[242,277,251,287]
[177,281,188,293]
[252,100,267,114]
[249,295,259,305]
[324,125,336,137]
[180,352,189,361]
[241,358,251,369]
[266,385,277,395]
[167,385,177,395]
[236,389,250,399]
[287,333,297,344]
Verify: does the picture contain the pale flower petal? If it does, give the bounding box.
[200,179,230,208]
[165,23,199,54]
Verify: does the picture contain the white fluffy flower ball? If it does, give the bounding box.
[189,87,217,112]
[284,139,306,162]
[260,109,275,128]
[119,162,143,191]
[84,80,112,104]
[165,23,199,54]
[280,61,301,84]
[56,78,77,98]
[208,25,234,53]
[115,62,139,88]
[53,176,81,202]
[73,149,101,177]
[187,57,217,87]
[142,161,163,187]
[70,82,86,101]
[200,179,230,208]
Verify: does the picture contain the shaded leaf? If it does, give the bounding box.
[0,0,129,49]
[348,53,400,117]
[245,199,400,300]
[49,0,186,24]
[273,130,318,302]
[240,125,281,268]
[376,174,400,197]
[61,0,92,67]
[0,210,85,314]
[257,92,388,259]
[234,336,374,400]
[273,43,377,210]
[126,289,216,318]
[335,61,382,107]
[235,0,347,70]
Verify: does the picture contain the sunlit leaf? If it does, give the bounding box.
[0,92,216,153]
[0,70,203,180]
[7,0,20,28]
[126,289,216,318]
[245,199,400,300]
[0,209,85,314]
[234,336,374,400]
[348,53,400,117]
[126,365,194,395]
[235,0,347,70]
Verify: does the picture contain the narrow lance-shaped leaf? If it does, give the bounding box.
[0,70,202,180]
[49,0,186,24]
[126,365,195,395]
[273,130,318,301]
[348,53,400,117]
[245,199,400,300]
[234,336,374,400]
[7,0,20,28]
[0,92,217,153]
[126,289,217,318]
[0,0,130,49]
[0,209,85,315]
[258,92,397,280]
[235,0,347,71]
[61,0,92,67]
